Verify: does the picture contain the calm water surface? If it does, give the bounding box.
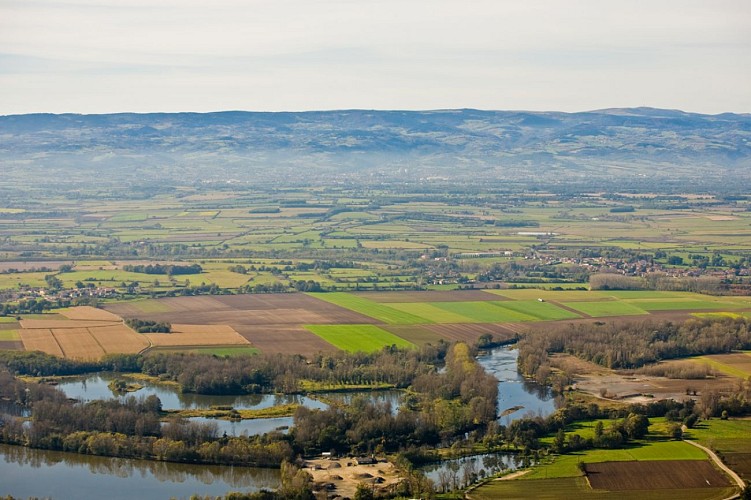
[0,443,280,500]
[0,346,555,497]
[477,347,558,422]
[55,373,327,411]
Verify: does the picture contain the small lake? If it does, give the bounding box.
[0,443,280,500]
[477,347,558,422]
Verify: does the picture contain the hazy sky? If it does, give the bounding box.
[1,0,749,114]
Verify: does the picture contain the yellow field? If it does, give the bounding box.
[52,327,105,360]
[144,324,249,347]
[88,324,150,353]
[18,307,249,358]
[19,329,64,357]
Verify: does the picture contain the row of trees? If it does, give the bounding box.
[518,317,751,377]
[122,264,203,275]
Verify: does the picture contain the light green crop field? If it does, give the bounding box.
[386,303,475,323]
[0,330,19,340]
[309,293,428,324]
[561,300,648,317]
[0,317,18,324]
[305,324,415,352]
[430,301,536,322]
[493,300,581,321]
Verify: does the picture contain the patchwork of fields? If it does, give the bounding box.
[470,417,744,500]
[0,289,748,357]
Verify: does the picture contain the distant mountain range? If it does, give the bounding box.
[1,108,749,192]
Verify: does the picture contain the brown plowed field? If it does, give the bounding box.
[234,325,337,356]
[19,329,63,357]
[352,290,504,303]
[724,453,751,482]
[144,324,249,347]
[52,328,105,360]
[423,323,518,343]
[88,325,149,354]
[59,306,123,322]
[157,296,231,312]
[585,460,729,490]
[105,294,379,325]
[0,340,23,350]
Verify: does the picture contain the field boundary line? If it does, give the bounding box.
[684,439,745,497]
[548,300,591,318]
[48,329,67,358]
[86,327,108,355]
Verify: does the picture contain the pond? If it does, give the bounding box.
[0,443,280,500]
[420,451,531,486]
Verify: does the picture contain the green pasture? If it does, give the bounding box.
[0,272,49,289]
[684,419,751,450]
[309,293,428,324]
[0,317,19,324]
[561,300,648,317]
[305,324,415,352]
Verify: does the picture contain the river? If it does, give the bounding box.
[0,347,555,497]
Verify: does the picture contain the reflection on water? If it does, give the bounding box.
[0,443,280,500]
[317,389,404,415]
[476,347,559,422]
[420,452,531,485]
[185,416,293,436]
[56,374,327,411]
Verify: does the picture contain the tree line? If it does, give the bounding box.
[122,263,203,275]
[517,317,751,380]
[125,318,171,333]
